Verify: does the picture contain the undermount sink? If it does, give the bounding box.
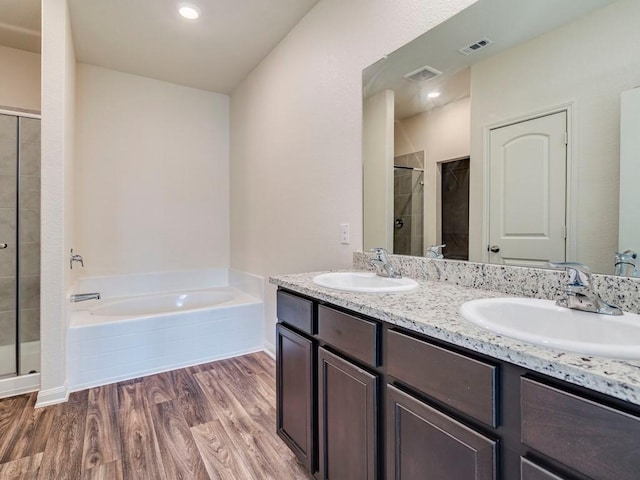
[460,297,640,359]
[312,272,419,293]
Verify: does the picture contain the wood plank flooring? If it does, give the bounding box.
[0,353,311,480]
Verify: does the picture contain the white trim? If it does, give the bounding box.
[68,347,264,393]
[36,383,69,407]
[0,372,40,400]
[0,107,41,119]
[263,343,276,359]
[481,102,575,263]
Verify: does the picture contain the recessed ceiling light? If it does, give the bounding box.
[179,5,200,20]
[427,92,441,99]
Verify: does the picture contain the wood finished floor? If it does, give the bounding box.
[0,352,311,480]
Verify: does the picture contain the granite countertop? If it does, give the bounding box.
[270,270,640,406]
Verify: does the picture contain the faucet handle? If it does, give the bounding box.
[370,247,390,261]
[549,261,592,287]
[70,248,85,270]
[427,244,446,258]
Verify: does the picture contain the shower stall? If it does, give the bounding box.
[393,151,425,256]
[0,111,41,392]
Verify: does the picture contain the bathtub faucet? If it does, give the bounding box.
[70,292,101,302]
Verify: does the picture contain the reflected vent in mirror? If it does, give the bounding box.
[458,38,494,55]
[403,65,442,83]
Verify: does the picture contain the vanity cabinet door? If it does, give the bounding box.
[276,323,315,473]
[386,384,497,480]
[318,347,378,480]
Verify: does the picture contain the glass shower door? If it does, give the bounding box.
[0,114,18,377]
[0,113,41,379]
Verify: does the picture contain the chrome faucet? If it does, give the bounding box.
[70,249,84,270]
[70,292,101,302]
[370,247,401,278]
[549,262,622,315]
[615,250,637,277]
[426,244,446,259]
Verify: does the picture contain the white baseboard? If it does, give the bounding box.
[0,373,40,400]
[263,346,276,359]
[36,384,69,407]
[263,340,275,359]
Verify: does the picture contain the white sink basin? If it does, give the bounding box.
[460,298,640,359]
[312,272,418,293]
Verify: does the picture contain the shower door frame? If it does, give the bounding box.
[0,107,41,398]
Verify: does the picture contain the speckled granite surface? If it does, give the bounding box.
[270,265,640,406]
[354,252,640,314]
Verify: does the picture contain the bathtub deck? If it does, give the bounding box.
[0,352,311,479]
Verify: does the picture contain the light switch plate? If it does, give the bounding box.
[340,223,350,244]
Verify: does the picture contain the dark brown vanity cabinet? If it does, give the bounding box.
[276,323,315,472]
[318,347,378,480]
[386,385,497,480]
[275,290,316,472]
[316,305,381,479]
[276,291,381,478]
[521,378,640,480]
[385,329,498,480]
[276,288,640,480]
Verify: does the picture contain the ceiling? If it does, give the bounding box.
[68,0,320,94]
[363,0,618,120]
[0,0,41,53]
[0,0,319,94]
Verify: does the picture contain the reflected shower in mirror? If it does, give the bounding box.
[362,0,640,275]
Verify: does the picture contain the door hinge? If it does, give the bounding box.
[564,131,568,145]
[563,225,568,239]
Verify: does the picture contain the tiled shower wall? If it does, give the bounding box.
[0,115,18,375]
[394,151,424,256]
[18,117,41,349]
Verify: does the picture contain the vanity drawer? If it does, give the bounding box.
[520,458,567,480]
[521,377,640,480]
[277,290,314,335]
[317,305,380,367]
[387,329,497,427]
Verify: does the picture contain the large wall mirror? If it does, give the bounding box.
[363,0,640,275]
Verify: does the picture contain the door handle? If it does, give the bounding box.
[0,243,7,249]
[489,245,500,253]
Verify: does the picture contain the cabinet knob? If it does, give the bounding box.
[489,245,500,253]
[0,243,7,249]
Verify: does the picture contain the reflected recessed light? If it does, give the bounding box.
[427,92,441,99]
[179,5,200,20]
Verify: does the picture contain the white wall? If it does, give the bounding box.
[619,87,640,255]
[39,0,75,406]
[230,0,477,353]
[74,64,230,277]
[363,90,395,251]
[395,96,471,248]
[470,0,640,272]
[0,45,41,112]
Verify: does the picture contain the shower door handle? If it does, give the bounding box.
[0,243,7,249]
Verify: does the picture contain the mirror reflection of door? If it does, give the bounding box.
[488,111,567,267]
[440,158,470,260]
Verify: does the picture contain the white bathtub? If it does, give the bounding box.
[68,269,264,391]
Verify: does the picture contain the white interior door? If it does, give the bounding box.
[488,111,567,266]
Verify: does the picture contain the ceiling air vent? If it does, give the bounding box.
[458,38,494,56]
[403,65,442,83]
